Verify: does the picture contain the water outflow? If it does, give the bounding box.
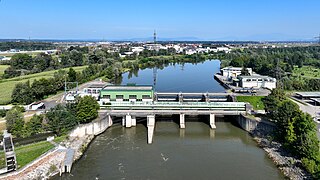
[57,120,283,180]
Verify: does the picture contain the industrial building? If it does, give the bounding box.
[221,67,253,79]
[99,85,154,104]
[238,75,276,90]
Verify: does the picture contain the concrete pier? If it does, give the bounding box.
[122,117,125,127]
[210,114,216,129]
[108,115,113,126]
[125,114,132,128]
[132,116,136,127]
[180,114,185,129]
[147,115,155,144]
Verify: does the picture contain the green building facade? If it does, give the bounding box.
[100,85,154,103]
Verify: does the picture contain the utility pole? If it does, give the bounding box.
[153,30,157,91]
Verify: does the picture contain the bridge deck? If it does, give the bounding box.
[101,102,246,116]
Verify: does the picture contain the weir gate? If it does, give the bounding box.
[99,92,248,144]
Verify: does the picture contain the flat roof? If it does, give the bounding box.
[87,83,107,88]
[102,85,153,91]
[296,92,320,97]
[311,98,320,103]
[238,75,273,79]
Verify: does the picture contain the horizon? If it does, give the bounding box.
[0,0,320,41]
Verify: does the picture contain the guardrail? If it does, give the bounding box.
[101,101,246,111]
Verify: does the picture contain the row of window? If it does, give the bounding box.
[245,78,274,82]
[102,95,152,99]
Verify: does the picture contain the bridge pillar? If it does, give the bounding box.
[132,116,136,127]
[108,115,113,127]
[147,115,155,144]
[122,117,125,127]
[210,114,216,129]
[125,114,132,128]
[180,114,185,129]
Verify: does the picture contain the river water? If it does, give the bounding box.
[55,60,283,180]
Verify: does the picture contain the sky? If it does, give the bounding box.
[0,0,320,41]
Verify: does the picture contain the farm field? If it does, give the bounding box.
[0,66,87,105]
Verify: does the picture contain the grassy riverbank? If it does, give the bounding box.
[0,66,87,104]
[236,96,265,110]
[0,140,55,170]
[15,141,55,169]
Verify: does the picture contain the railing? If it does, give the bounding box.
[101,101,246,111]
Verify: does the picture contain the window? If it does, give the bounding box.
[129,95,137,99]
[258,79,262,81]
[142,95,151,99]
[116,95,124,99]
[252,79,257,81]
[88,89,92,93]
[103,95,110,99]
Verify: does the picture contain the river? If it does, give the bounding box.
[55,60,283,180]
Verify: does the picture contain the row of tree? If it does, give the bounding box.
[263,89,320,178]
[6,96,99,138]
[11,63,110,104]
[0,41,55,51]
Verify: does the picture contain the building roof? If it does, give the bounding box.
[238,75,274,79]
[296,92,320,97]
[311,98,320,103]
[102,85,153,91]
[87,83,107,89]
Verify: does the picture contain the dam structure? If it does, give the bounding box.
[99,85,249,144]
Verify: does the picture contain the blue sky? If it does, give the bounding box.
[0,0,319,41]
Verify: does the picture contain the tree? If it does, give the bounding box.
[24,114,44,137]
[68,68,77,82]
[76,96,100,124]
[11,81,35,104]
[5,106,24,137]
[240,67,250,76]
[263,88,286,119]
[293,113,320,160]
[274,100,300,143]
[46,105,78,135]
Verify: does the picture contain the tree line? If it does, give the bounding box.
[263,89,320,178]
[6,96,99,138]
[0,41,56,51]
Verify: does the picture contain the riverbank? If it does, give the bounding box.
[242,116,313,179]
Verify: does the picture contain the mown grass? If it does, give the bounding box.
[293,66,320,79]
[15,141,54,169]
[236,96,265,110]
[0,65,10,75]
[0,66,87,105]
[0,151,6,169]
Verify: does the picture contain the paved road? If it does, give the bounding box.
[290,97,320,138]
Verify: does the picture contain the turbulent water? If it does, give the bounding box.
[53,60,283,180]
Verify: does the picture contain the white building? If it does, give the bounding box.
[221,67,253,79]
[238,75,276,90]
[81,83,107,100]
[131,47,144,54]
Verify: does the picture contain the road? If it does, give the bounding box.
[290,97,320,138]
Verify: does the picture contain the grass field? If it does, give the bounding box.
[0,65,10,75]
[0,66,87,105]
[15,141,54,169]
[236,96,265,110]
[0,151,5,169]
[293,66,320,79]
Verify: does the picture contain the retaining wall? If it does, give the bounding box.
[236,114,276,133]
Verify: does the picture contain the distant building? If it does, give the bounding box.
[238,75,276,90]
[81,83,108,100]
[99,85,154,104]
[221,67,253,79]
